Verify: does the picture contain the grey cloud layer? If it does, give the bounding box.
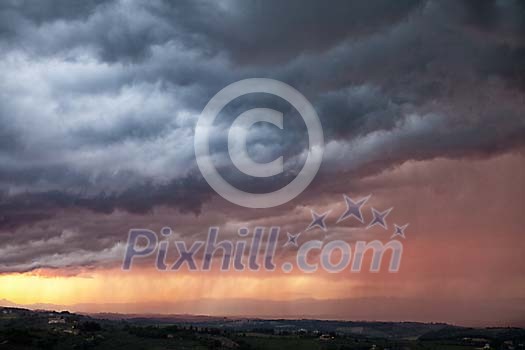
[0,0,524,271]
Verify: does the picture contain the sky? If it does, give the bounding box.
[0,0,524,326]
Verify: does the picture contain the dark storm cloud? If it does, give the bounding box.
[0,0,423,63]
[1,0,108,23]
[0,0,525,272]
[0,0,108,39]
[457,0,525,34]
[155,0,424,64]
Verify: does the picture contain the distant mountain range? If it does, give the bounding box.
[2,297,524,328]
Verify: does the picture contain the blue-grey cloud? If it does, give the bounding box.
[0,1,524,273]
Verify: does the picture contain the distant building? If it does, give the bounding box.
[48,317,66,324]
[63,328,79,335]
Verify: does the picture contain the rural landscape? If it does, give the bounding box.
[1,307,524,350]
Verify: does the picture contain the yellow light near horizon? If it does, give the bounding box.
[0,273,96,305]
[0,269,363,310]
